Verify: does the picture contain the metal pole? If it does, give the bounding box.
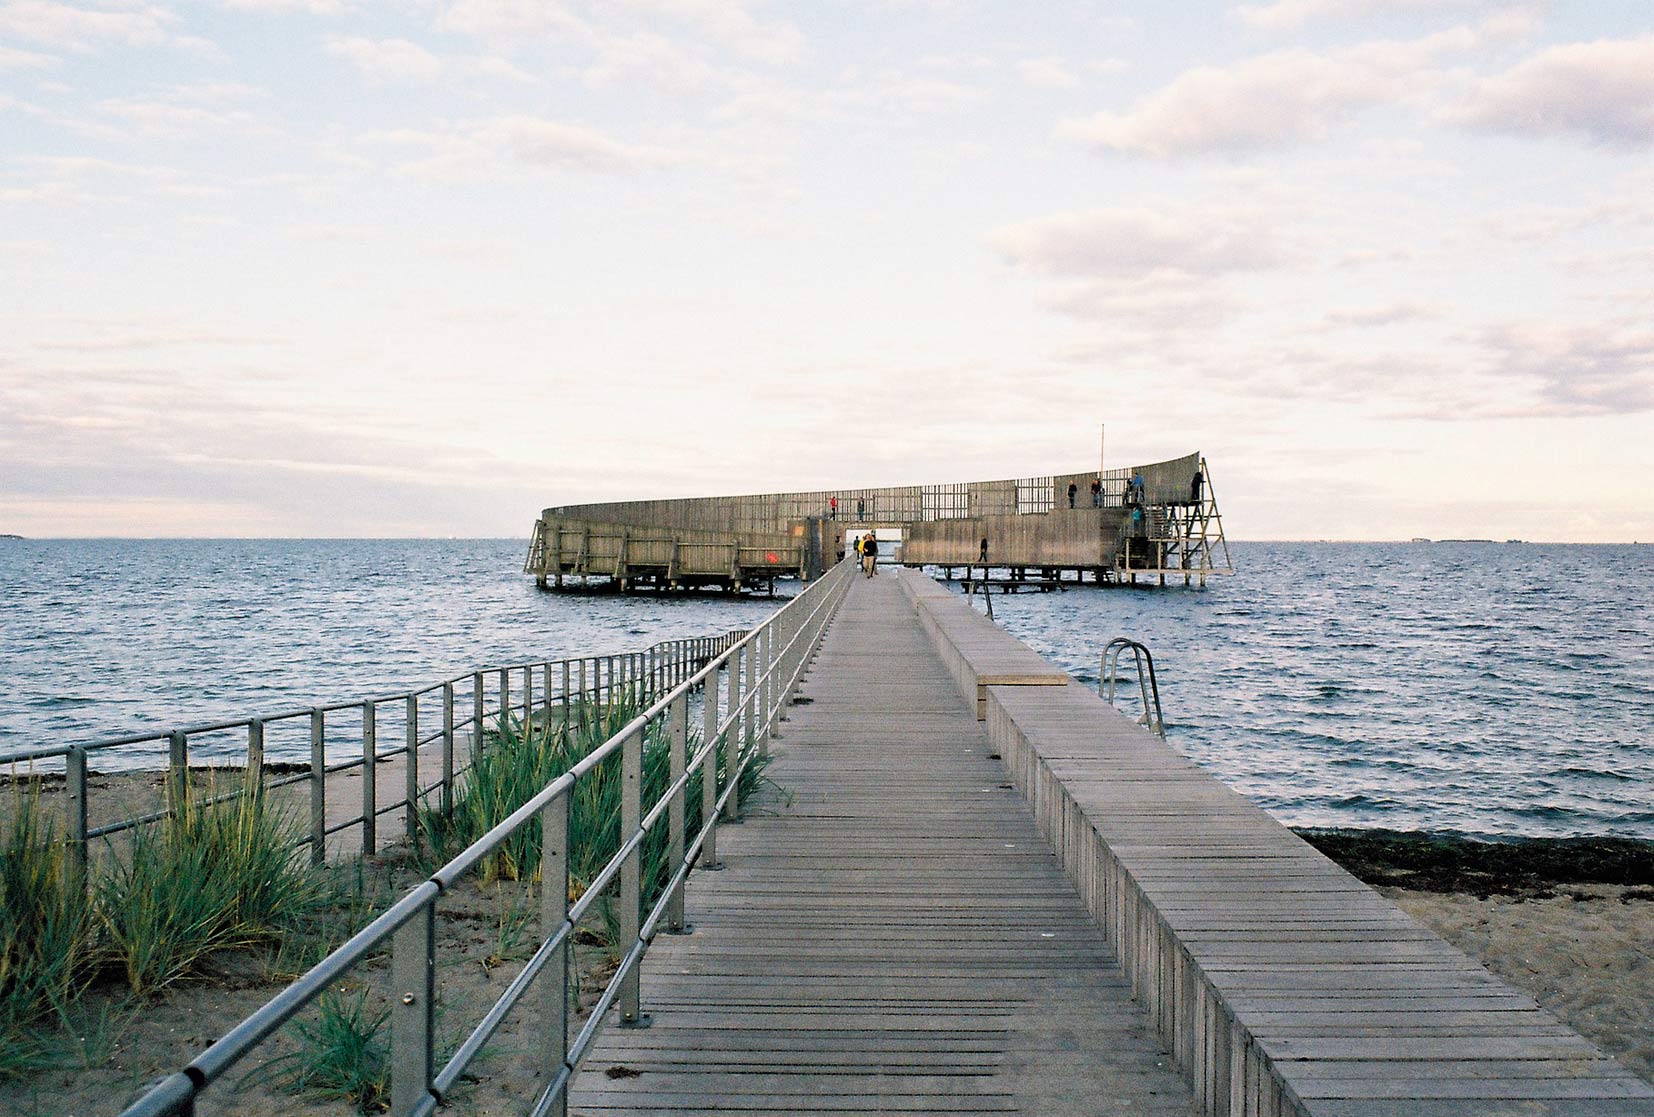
[310,709,326,866]
[619,724,649,1027]
[500,668,511,735]
[66,745,87,901]
[405,695,419,841]
[723,645,742,823]
[390,900,436,1117]
[473,671,485,758]
[441,683,455,817]
[168,729,188,815]
[701,662,722,871]
[540,790,570,1117]
[667,692,689,933]
[362,700,377,856]
[247,718,265,799]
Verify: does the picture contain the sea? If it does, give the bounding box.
[2,538,1649,840]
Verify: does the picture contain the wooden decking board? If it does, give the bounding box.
[568,574,1198,1116]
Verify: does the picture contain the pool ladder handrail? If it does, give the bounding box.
[1101,637,1166,740]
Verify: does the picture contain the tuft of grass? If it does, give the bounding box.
[418,685,779,912]
[99,770,327,996]
[240,986,390,1114]
[0,782,96,1079]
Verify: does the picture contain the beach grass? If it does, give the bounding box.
[0,785,96,1078]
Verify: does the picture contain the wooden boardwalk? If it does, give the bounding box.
[569,573,1198,1116]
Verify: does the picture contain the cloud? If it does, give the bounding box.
[1452,36,1654,147]
[1017,56,1080,90]
[1320,301,1439,328]
[0,44,58,68]
[616,0,804,66]
[324,36,445,82]
[221,0,344,13]
[992,206,1286,278]
[366,114,678,179]
[1234,0,1533,31]
[1059,29,1490,157]
[0,1,176,51]
[1478,321,1654,416]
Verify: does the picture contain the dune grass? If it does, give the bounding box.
[418,683,777,909]
[0,786,96,1078]
[99,771,327,996]
[0,769,329,1077]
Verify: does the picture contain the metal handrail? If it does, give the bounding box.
[118,558,857,1117]
[4,628,760,882]
[1101,637,1166,740]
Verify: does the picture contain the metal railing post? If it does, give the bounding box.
[577,660,587,730]
[745,635,757,754]
[472,671,485,756]
[362,700,377,856]
[764,624,777,742]
[65,745,88,901]
[441,684,455,817]
[540,790,570,1117]
[700,662,722,871]
[168,729,188,814]
[310,709,326,865]
[391,899,436,1117]
[500,668,511,734]
[619,724,649,1027]
[405,695,419,841]
[561,661,572,731]
[667,692,689,933]
[723,645,742,822]
[247,718,264,799]
[542,663,553,727]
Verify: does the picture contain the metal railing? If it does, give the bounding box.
[118,558,857,1117]
[1,632,760,893]
[1101,637,1166,740]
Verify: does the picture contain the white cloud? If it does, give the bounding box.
[325,36,445,83]
[0,43,58,67]
[221,0,344,13]
[1060,49,1405,157]
[1235,0,1533,31]
[1453,36,1654,147]
[616,0,804,66]
[0,1,176,50]
[992,206,1286,278]
[1478,321,1654,416]
[1017,56,1081,90]
[366,114,678,178]
[1058,28,1502,158]
[1321,301,1439,328]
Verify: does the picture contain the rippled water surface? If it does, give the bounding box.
[3,539,1650,837]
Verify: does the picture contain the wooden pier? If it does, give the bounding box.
[570,569,1654,1117]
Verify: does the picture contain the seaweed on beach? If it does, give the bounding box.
[1295,827,1654,896]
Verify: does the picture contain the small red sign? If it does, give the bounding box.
[765,552,778,563]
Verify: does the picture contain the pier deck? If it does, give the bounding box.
[569,572,1198,1115]
[571,569,1654,1117]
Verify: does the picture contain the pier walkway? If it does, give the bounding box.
[572,569,1654,1117]
[570,572,1198,1115]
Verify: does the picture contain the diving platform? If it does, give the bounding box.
[526,452,1233,592]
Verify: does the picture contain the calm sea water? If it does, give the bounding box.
[2,539,1649,839]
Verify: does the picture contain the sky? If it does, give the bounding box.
[2,0,1651,542]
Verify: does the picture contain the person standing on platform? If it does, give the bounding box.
[1190,470,1203,506]
[1129,470,1144,506]
[857,497,865,521]
[1067,481,1077,508]
[829,495,837,519]
[1090,477,1101,507]
[979,537,989,564]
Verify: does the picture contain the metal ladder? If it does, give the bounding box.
[1101,637,1166,740]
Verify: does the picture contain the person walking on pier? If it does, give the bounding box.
[1067,481,1077,508]
[861,532,878,577]
[979,536,989,564]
